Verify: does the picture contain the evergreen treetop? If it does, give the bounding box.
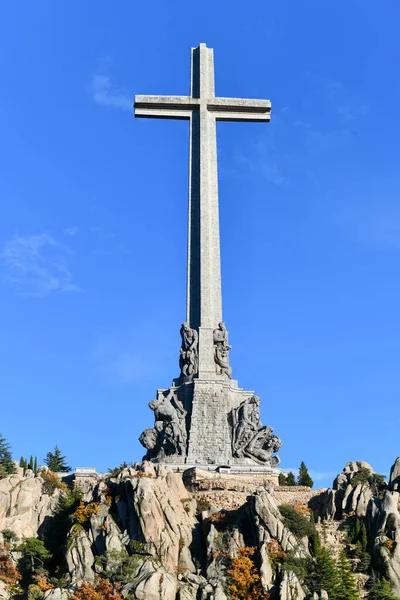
[298,461,314,488]
[314,547,340,599]
[285,471,296,486]
[368,578,400,600]
[0,433,17,479]
[44,445,71,473]
[278,472,287,486]
[336,551,359,600]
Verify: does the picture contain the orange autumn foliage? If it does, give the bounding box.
[71,579,122,600]
[227,547,270,600]
[384,539,395,553]
[73,501,100,524]
[103,487,113,506]
[266,538,287,566]
[41,470,68,495]
[34,575,54,591]
[0,543,22,587]
[209,511,227,524]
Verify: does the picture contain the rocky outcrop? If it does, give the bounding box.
[43,589,69,600]
[252,490,307,554]
[66,525,95,584]
[3,458,400,598]
[310,459,400,597]
[279,571,306,600]
[310,460,375,521]
[0,472,58,539]
[390,457,400,491]
[111,463,197,575]
[0,582,9,600]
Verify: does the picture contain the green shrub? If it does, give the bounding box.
[41,471,67,496]
[107,461,130,478]
[278,472,287,486]
[279,505,315,539]
[18,538,52,574]
[0,434,16,479]
[1,528,18,544]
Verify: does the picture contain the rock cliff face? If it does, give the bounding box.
[0,459,400,599]
[0,468,59,539]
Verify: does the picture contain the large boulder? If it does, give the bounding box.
[390,458,400,491]
[0,581,9,600]
[122,559,176,600]
[114,465,197,574]
[0,474,58,539]
[280,571,306,600]
[251,491,305,554]
[44,590,70,600]
[65,525,95,584]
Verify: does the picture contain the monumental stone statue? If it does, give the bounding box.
[179,322,199,379]
[140,390,188,460]
[231,396,281,466]
[213,322,232,378]
[135,44,281,471]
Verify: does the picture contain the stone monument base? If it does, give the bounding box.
[153,456,281,477]
[182,466,280,495]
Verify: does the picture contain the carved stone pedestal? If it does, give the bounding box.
[139,325,281,473]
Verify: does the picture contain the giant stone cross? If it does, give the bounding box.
[135,44,281,472]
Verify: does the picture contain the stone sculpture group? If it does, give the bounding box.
[140,321,281,468]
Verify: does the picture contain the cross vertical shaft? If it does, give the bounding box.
[134,43,271,381]
[188,44,222,376]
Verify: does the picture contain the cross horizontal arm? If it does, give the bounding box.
[134,95,199,120]
[208,97,271,122]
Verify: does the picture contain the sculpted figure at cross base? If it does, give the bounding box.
[231,395,281,466]
[179,322,199,379]
[139,390,188,460]
[213,322,232,378]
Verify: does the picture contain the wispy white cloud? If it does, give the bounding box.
[323,76,370,122]
[89,61,132,111]
[1,234,81,297]
[64,227,79,236]
[309,470,336,483]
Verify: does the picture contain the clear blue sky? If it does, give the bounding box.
[1,2,399,488]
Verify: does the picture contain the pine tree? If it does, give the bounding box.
[309,511,321,557]
[28,455,34,470]
[44,445,71,473]
[360,522,368,552]
[315,547,340,599]
[0,433,17,479]
[34,456,38,475]
[336,551,359,600]
[368,578,400,600]
[298,461,314,488]
[278,472,287,486]
[285,471,296,486]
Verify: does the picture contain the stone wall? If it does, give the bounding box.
[183,467,278,492]
[183,468,324,512]
[274,486,325,509]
